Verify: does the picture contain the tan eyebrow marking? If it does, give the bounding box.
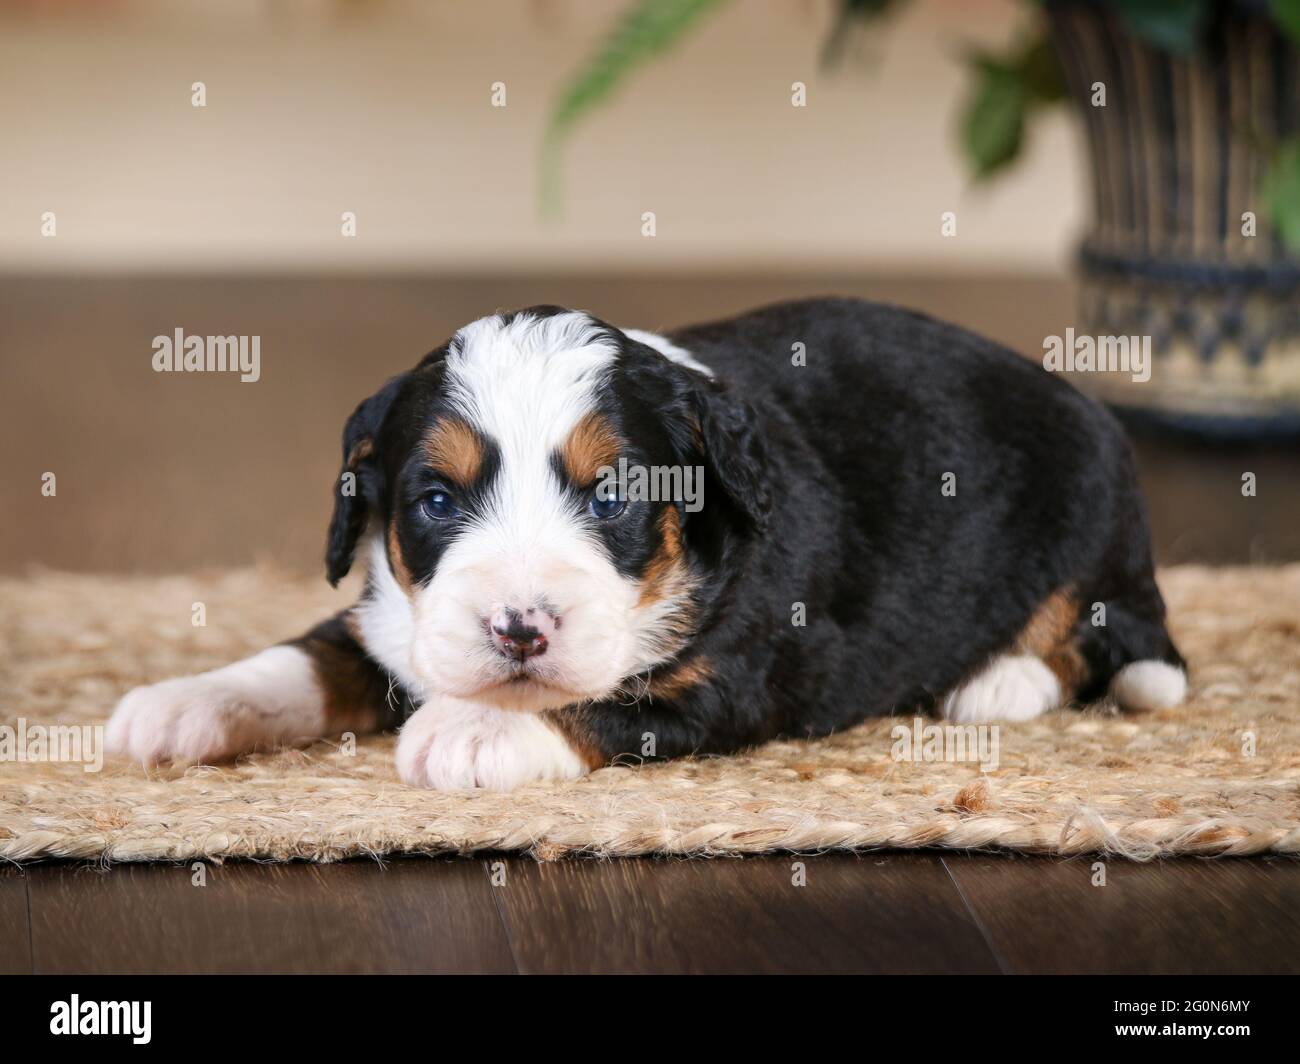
[422,417,484,486]
[561,412,621,486]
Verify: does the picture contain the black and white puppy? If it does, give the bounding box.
[107,298,1187,790]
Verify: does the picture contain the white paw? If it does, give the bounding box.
[1111,660,1187,711]
[943,654,1061,724]
[395,698,588,792]
[106,646,324,765]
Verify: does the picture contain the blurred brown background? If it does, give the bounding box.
[1,0,1296,574]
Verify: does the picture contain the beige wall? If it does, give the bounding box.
[0,0,1085,274]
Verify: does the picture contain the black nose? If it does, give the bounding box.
[491,618,548,662]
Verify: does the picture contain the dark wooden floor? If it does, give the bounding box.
[4,274,1298,975]
[5,853,1298,974]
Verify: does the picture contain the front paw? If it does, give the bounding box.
[107,677,262,765]
[395,698,588,792]
[106,647,322,766]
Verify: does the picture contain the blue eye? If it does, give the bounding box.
[422,489,461,521]
[589,492,626,520]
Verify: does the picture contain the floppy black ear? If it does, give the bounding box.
[325,373,409,586]
[689,382,772,537]
[615,333,771,544]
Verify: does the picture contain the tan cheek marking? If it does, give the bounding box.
[1015,587,1088,695]
[648,655,714,701]
[423,417,483,486]
[543,707,608,771]
[387,520,413,593]
[298,634,388,734]
[562,412,621,485]
[638,506,688,608]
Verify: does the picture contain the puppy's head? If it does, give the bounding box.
[328,307,768,712]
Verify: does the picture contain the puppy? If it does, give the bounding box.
[107,298,1186,790]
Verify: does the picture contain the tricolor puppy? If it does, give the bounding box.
[107,298,1187,790]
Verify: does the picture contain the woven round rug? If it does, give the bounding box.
[1,564,1297,863]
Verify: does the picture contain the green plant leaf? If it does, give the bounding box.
[956,28,1066,181]
[1274,0,1300,45]
[1111,0,1210,54]
[961,60,1027,180]
[821,0,901,70]
[1018,37,1066,104]
[541,0,727,215]
[1263,137,1300,252]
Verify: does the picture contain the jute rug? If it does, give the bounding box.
[2,565,1298,863]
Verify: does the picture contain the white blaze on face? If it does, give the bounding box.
[406,311,640,711]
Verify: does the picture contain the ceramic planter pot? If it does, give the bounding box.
[1047,0,1300,435]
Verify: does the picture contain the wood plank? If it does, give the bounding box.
[488,852,1000,974]
[23,851,1300,974]
[944,854,1300,974]
[27,857,515,974]
[0,865,32,974]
